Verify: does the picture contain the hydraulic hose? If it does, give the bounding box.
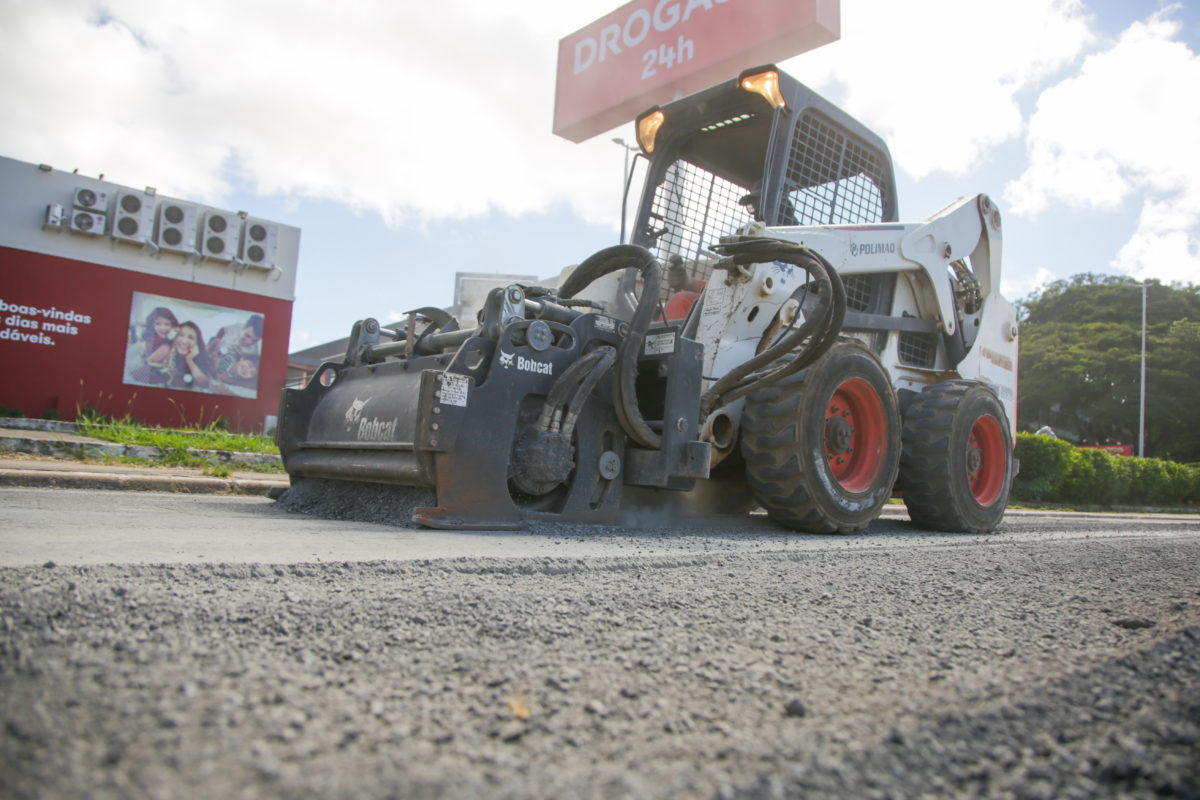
[560,346,618,437]
[537,346,614,432]
[699,240,846,418]
[560,245,664,450]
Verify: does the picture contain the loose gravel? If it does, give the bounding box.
[275,479,438,526]
[1,534,1198,799]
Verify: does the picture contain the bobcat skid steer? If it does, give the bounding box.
[276,66,1019,534]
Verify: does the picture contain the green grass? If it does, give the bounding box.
[70,414,285,475]
[77,415,279,454]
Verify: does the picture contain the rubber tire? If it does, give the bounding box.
[900,380,1013,533]
[740,340,901,533]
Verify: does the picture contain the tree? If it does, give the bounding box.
[1016,274,1200,462]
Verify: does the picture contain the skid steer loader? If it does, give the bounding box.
[276,66,1019,533]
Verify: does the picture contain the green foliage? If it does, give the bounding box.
[1017,274,1200,462]
[0,405,26,418]
[1013,432,1200,507]
[76,415,278,455]
[1010,432,1074,501]
[204,463,234,479]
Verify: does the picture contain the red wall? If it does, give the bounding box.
[0,246,292,433]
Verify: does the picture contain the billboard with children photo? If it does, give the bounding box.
[124,291,264,399]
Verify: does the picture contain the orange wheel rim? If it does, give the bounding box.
[824,378,887,493]
[967,414,1006,506]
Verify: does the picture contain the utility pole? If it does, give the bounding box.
[1139,281,1147,458]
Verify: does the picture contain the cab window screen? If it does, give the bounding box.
[785,111,889,225]
[643,160,753,295]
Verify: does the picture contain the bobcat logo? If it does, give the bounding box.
[344,397,367,429]
[497,350,553,375]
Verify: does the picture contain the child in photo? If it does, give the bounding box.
[131,306,179,385]
[216,352,259,392]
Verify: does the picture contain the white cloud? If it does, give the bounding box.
[0,0,1099,231]
[9,0,1193,295]
[1004,9,1200,283]
[0,0,627,226]
[781,0,1095,179]
[1113,197,1200,282]
[1002,266,1057,303]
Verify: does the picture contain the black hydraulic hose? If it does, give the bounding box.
[558,244,658,301]
[560,245,664,450]
[560,346,617,437]
[698,240,846,418]
[713,251,844,405]
[725,247,847,394]
[765,248,847,382]
[537,347,612,432]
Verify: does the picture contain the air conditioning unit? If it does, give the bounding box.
[239,218,279,269]
[73,186,110,212]
[155,201,200,254]
[199,210,239,261]
[43,203,65,232]
[69,210,106,236]
[112,190,156,244]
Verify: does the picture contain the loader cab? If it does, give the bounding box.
[630,66,898,305]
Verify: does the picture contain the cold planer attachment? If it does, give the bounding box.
[276,246,750,529]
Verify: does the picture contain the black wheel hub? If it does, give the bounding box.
[826,416,853,454]
[967,445,982,475]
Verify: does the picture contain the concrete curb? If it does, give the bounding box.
[0,418,281,465]
[0,418,82,434]
[2,436,282,465]
[0,419,286,496]
[0,465,285,495]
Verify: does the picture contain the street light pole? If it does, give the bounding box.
[1139,280,1147,458]
[612,138,638,244]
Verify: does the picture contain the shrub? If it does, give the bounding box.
[1070,448,1132,504]
[1012,432,1074,502]
[1014,431,1200,507]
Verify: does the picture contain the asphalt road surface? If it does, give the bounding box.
[1,486,1198,799]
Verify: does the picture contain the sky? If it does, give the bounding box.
[1,0,1197,352]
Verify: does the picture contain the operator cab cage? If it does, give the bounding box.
[631,65,898,292]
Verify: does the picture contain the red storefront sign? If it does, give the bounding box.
[554,0,840,142]
[1079,445,1134,458]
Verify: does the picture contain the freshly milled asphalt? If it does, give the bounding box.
[2,478,1198,798]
